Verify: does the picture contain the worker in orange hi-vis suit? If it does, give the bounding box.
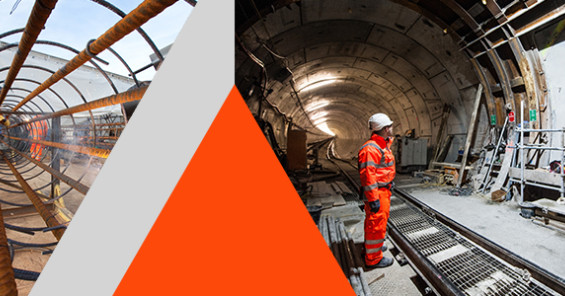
[29,118,48,160]
[358,113,396,268]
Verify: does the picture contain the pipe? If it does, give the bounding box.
[1,152,65,240]
[0,138,89,194]
[0,0,59,106]
[5,136,111,159]
[9,86,147,129]
[9,0,177,113]
[0,203,17,295]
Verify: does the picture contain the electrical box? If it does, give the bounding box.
[399,137,428,172]
[287,130,307,170]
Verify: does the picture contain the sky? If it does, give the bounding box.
[0,0,193,81]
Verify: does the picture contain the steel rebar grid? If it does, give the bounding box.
[0,0,59,106]
[0,203,17,296]
[0,139,89,195]
[9,0,177,114]
[5,136,111,159]
[0,178,50,205]
[0,152,65,241]
[9,86,147,129]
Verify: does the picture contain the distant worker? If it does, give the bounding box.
[358,113,396,268]
[29,117,48,160]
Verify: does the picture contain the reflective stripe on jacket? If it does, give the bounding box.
[358,133,395,202]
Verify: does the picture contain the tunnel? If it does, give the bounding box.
[235,0,563,163]
[236,0,565,295]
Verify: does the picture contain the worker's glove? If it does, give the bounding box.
[368,200,380,213]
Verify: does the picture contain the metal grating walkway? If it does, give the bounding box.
[389,195,559,296]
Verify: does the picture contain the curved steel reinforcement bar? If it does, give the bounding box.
[5,136,111,159]
[0,139,89,194]
[9,0,178,114]
[0,203,17,295]
[0,0,59,106]
[9,86,148,129]
[1,151,65,241]
[90,0,165,63]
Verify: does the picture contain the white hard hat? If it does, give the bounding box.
[368,113,393,131]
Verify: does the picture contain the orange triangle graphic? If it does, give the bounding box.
[114,86,355,295]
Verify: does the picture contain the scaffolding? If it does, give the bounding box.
[511,100,565,205]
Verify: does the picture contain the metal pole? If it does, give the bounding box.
[9,86,147,129]
[9,0,177,113]
[457,84,483,188]
[5,135,111,159]
[0,0,59,106]
[560,132,565,198]
[51,117,61,197]
[520,100,525,205]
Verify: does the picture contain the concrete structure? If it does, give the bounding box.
[236,0,565,295]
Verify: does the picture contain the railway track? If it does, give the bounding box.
[324,141,565,295]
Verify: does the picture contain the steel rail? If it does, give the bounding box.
[5,136,110,159]
[387,217,463,296]
[0,203,17,296]
[0,139,89,194]
[393,187,565,295]
[1,152,65,241]
[0,0,58,106]
[9,86,147,129]
[9,0,177,113]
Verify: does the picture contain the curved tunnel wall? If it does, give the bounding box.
[236,0,563,164]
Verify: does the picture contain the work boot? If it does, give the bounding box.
[366,257,393,269]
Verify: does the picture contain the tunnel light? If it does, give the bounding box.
[305,100,330,112]
[299,79,337,92]
[317,122,336,136]
[313,118,327,126]
[310,111,329,121]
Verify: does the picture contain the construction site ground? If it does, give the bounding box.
[321,174,565,295]
[1,155,99,295]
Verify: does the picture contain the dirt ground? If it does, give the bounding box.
[0,154,102,295]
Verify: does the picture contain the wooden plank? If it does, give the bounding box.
[490,129,516,192]
[331,194,346,206]
[335,181,354,194]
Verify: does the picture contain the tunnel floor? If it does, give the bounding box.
[316,173,565,295]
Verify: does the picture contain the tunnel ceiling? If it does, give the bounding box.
[236,0,483,147]
[236,0,565,158]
